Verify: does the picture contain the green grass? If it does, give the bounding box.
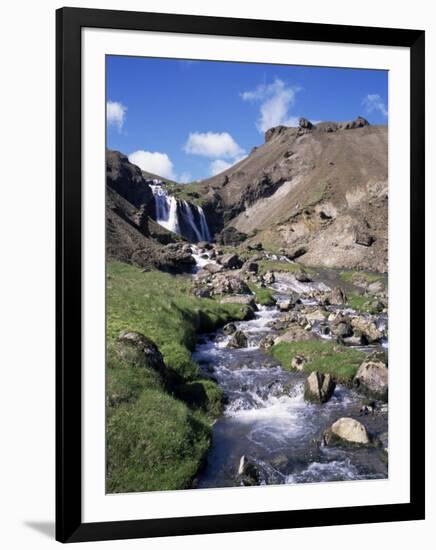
[340,270,385,286]
[166,181,206,206]
[257,260,316,277]
[247,283,276,306]
[107,261,252,378]
[346,292,380,314]
[269,340,366,384]
[106,261,254,493]
[107,389,210,493]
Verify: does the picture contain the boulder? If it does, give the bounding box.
[304,371,336,403]
[332,321,353,338]
[299,117,313,130]
[355,231,375,247]
[237,455,261,486]
[203,262,223,274]
[330,287,347,305]
[339,116,370,130]
[192,286,212,298]
[367,280,385,295]
[117,331,165,374]
[286,246,307,260]
[291,355,306,371]
[277,299,294,312]
[353,359,388,401]
[260,336,275,350]
[197,241,212,250]
[263,271,276,284]
[218,253,243,269]
[305,308,328,323]
[210,273,251,295]
[351,317,383,343]
[295,268,312,283]
[324,417,370,446]
[242,260,259,274]
[223,322,237,335]
[227,330,248,349]
[275,325,317,343]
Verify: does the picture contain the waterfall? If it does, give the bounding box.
[150,184,211,242]
[150,185,180,234]
[197,206,212,242]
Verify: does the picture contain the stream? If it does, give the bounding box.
[192,262,388,488]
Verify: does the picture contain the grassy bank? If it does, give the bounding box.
[269,340,365,384]
[247,283,276,306]
[258,260,316,277]
[106,261,253,493]
[346,292,380,314]
[339,269,386,286]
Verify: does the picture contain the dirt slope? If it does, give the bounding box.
[193,118,388,272]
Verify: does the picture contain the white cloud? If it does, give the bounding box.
[128,150,176,180]
[184,132,245,159]
[209,156,245,176]
[107,101,127,131]
[362,94,388,117]
[241,79,301,133]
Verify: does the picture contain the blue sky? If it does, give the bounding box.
[106,56,388,182]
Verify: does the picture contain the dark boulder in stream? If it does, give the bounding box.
[227,330,248,349]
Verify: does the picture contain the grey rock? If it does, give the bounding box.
[304,371,336,403]
[227,330,248,349]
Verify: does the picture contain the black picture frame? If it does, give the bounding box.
[56,7,425,543]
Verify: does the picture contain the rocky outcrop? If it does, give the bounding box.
[324,417,370,446]
[216,226,248,246]
[299,117,313,130]
[107,150,154,211]
[304,371,336,403]
[264,125,288,142]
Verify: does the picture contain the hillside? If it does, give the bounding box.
[107,116,388,272]
[186,117,388,272]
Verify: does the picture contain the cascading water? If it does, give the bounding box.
[150,184,180,234]
[150,184,211,242]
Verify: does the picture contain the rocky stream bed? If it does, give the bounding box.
[189,245,389,488]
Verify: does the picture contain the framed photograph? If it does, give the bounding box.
[56,7,425,543]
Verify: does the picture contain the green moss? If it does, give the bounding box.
[269,340,365,384]
[247,283,276,306]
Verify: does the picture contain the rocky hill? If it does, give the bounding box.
[182,117,388,272]
[106,150,198,272]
